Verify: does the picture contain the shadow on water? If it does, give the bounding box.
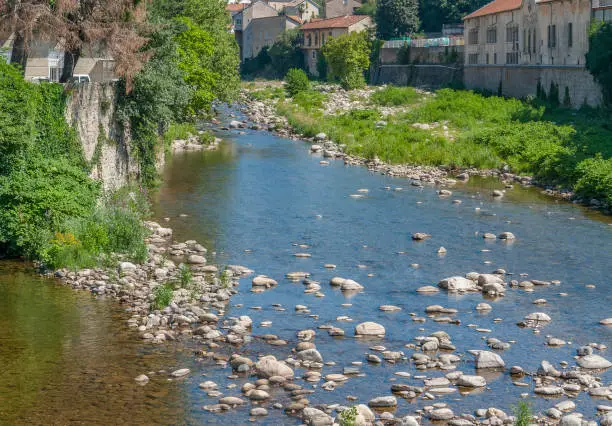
[0,262,193,425]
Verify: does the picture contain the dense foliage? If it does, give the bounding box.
[119,0,240,187]
[586,21,612,106]
[285,68,310,96]
[242,30,305,79]
[276,86,612,206]
[375,0,420,40]
[322,32,371,90]
[419,0,489,32]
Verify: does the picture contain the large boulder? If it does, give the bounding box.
[474,351,505,369]
[303,407,334,426]
[477,274,504,286]
[355,322,386,337]
[252,275,278,288]
[368,396,397,408]
[438,276,477,292]
[255,356,294,378]
[576,354,612,369]
[297,349,323,363]
[341,279,364,291]
[456,375,487,387]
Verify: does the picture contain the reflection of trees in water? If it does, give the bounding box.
[0,262,187,425]
[152,142,238,253]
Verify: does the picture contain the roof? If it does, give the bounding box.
[225,3,246,12]
[287,15,304,24]
[463,0,522,20]
[300,15,370,30]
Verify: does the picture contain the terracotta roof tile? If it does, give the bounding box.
[463,0,522,20]
[300,15,369,30]
[225,4,246,12]
[287,15,304,24]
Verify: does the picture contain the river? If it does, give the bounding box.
[0,107,611,425]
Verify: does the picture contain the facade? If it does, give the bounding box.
[226,3,247,59]
[301,15,373,75]
[324,0,362,18]
[23,40,65,82]
[243,15,302,60]
[463,0,610,106]
[239,1,280,61]
[269,0,321,21]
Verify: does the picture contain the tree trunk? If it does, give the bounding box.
[61,48,80,82]
[10,33,27,72]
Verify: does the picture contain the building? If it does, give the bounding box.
[324,0,362,18]
[301,15,373,75]
[269,0,321,21]
[226,3,247,59]
[463,0,610,106]
[238,0,280,61]
[243,14,303,60]
[23,40,66,82]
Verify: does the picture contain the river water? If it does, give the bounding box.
[0,108,610,425]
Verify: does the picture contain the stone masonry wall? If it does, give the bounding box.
[374,64,463,89]
[64,82,165,190]
[464,65,602,107]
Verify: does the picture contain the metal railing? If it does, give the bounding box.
[383,37,464,49]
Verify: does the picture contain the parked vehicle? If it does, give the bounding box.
[70,74,91,84]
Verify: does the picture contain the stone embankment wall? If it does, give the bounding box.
[464,65,602,107]
[64,82,164,190]
[373,64,463,89]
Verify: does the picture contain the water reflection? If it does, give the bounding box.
[0,262,190,425]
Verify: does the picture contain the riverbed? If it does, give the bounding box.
[1,107,610,425]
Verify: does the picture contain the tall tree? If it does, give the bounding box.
[0,0,149,82]
[375,0,420,40]
[586,21,612,106]
[419,0,489,32]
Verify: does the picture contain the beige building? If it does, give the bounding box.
[324,0,362,18]
[301,15,373,75]
[243,14,302,60]
[269,0,321,21]
[23,40,66,82]
[463,0,611,106]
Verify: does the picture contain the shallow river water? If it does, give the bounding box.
[1,108,611,425]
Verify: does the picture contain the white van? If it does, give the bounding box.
[70,74,90,84]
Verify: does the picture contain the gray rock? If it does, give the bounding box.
[559,415,583,426]
[303,407,334,425]
[577,354,612,369]
[400,416,420,426]
[170,368,190,378]
[429,408,454,421]
[438,276,477,292]
[255,356,294,378]
[297,349,323,363]
[187,254,206,264]
[368,396,397,407]
[474,351,505,369]
[355,322,386,337]
[456,375,486,387]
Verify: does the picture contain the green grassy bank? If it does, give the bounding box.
[269,85,612,207]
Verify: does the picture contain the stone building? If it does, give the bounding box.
[243,14,303,60]
[268,0,321,21]
[300,15,373,75]
[324,0,362,18]
[463,0,610,106]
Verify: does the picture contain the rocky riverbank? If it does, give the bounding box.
[238,86,605,210]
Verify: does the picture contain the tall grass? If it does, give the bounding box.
[371,86,420,106]
[276,87,612,205]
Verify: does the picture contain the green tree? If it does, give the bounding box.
[418,0,489,32]
[355,0,377,16]
[375,0,420,40]
[268,30,305,77]
[322,32,371,90]
[285,68,310,96]
[586,21,612,106]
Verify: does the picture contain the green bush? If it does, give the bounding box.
[152,283,174,310]
[371,86,419,106]
[322,32,371,90]
[512,401,533,426]
[574,156,612,204]
[293,90,328,111]
[285,68,310,96]
[178,263,193,288]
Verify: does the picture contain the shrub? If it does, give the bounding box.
[322,32,371,90]
[293,90,328,111]
[338,406,358,426]
[574,156,612,204]
[371,86,419,106]
[152,283,174,310]
[512,401,533,426]
[586,21,612,105]
[285,68,310,96]
[178,263,193,288]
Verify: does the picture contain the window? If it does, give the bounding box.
[568,22,573,47]
[527,29,531,53]
[468,28,479,45]
[486,27,497,44]
[315,33,318,46]
[494,52,497,64]
[532,31,536,53]
[312,51,316,59]
[523,29,526,52]
[468,53,479,64]
[486,53,490,64]
[506,25,519,44]
[548,24,556,48]
[322,33,326,45]
[49,66,61,82]
[506,51,519,64]
[307,34,312,46]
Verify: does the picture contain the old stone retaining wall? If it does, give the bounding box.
[373,64,463,89]
[464,65,602,107]
[64,82,164,190]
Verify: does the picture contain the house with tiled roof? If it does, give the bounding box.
[268,0,321,22]
[300,15,373,75]
[462,0,610,106]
